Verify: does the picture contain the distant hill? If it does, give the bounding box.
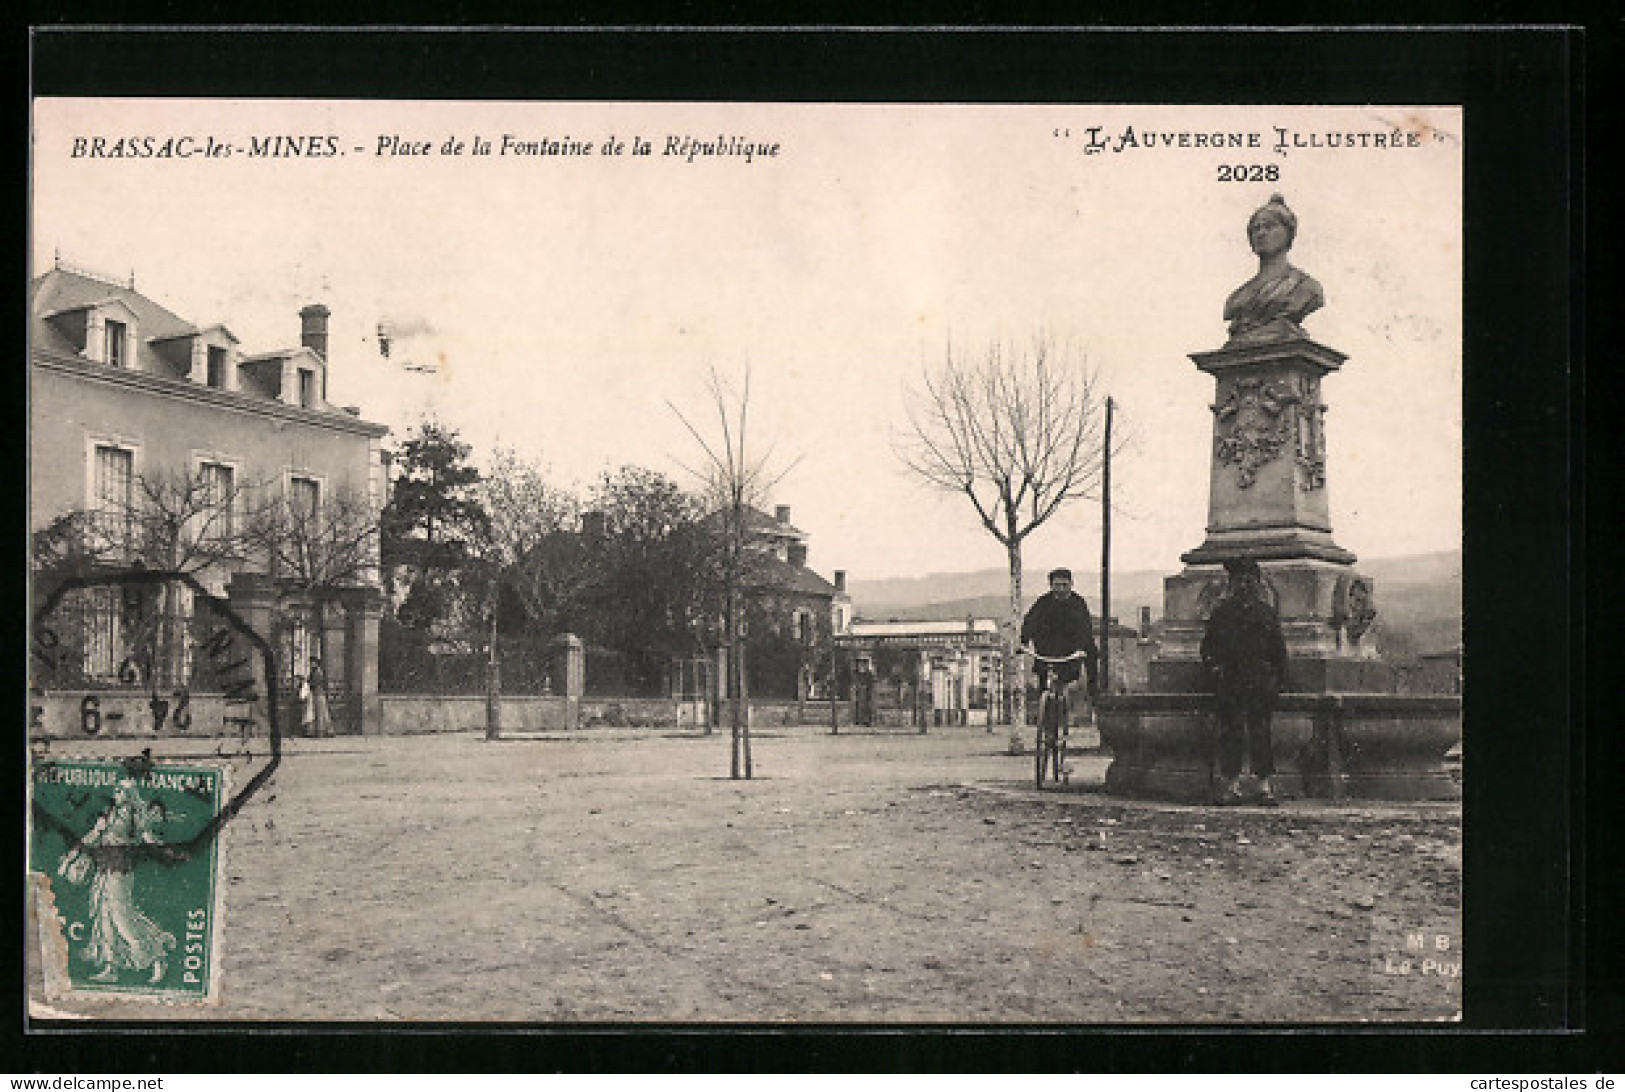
[850,567,1156,615]
[849,549,1461,656]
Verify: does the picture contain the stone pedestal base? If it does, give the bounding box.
[1097,693,1461,803]
[1150,656,1399,696]
[1154,557,1379,667]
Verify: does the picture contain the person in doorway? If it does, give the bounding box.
[1201,558,1289,805]
[296,672,314,737]
[307,656,332,738]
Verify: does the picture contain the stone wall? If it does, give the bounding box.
[32,690,262,740]
[31,690,863,739]
[580,698,699,729]
[379,694,570,735]
[742,699,855,729]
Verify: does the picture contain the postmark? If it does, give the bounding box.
[30,569,281,847]
[30,756,226,1003]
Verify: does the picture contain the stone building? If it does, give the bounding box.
[837,617,1006,727]
[734,504,849,699]
[29,260,389,733]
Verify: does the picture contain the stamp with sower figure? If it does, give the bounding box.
[31,756,225,1002]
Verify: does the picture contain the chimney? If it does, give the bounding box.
[1139,605,1152,635]
[833,570,847,594]
[299,304,330,360]
[774,505,791,525]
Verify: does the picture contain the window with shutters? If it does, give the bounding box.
[93,443,135,550]
[200,461,235,543]
[290,475,320,521]
[206,345,228,388]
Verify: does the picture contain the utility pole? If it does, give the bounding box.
[484,581,502,740]
[1100,396,1114,694]
[829,647,840,735]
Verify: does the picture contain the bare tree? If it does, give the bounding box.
[480,449,595,637]
[245,486,382,688]
[897,334,1118,730]
[668,365,796,780]
[31,467,262,685]
[32,466,260,577]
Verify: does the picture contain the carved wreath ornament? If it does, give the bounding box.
[1332,574,1377,640]
[1212,377,1300,488]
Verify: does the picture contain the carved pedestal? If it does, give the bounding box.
[1150,559,1385,693]
[1183,338,1352,565]
[1098,337,1458,802]
[1152,336,1381,687]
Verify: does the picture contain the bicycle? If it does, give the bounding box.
[1031,649,1090,789]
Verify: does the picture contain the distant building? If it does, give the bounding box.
[837,617,1006,727]
[30,259,389,732]
[734,504,846,699]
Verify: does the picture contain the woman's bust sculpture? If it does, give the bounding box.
[1223,194,1325,347]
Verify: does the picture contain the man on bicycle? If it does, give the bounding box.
[1020,568,1101,702]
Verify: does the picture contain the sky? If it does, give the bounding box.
[31,100,1461,581]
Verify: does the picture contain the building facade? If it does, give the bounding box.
[706,504,851,702]
[837,617,1007,727]
[30,261,390,734]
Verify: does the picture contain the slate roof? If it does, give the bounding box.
[31,268,197,370]
[849,618,1002,639]
[738,505,805,538]
[744,551,837,599]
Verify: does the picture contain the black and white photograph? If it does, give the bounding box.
[27,81,1479,1025]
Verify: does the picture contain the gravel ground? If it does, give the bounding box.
[28,725,1461,1023]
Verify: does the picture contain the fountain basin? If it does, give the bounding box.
[1096,692,1461,803]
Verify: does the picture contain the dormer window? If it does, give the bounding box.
[298,368,317,408]
[207,345,228,388]
[105,320,128,368]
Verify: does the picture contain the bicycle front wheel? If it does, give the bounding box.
[1036,694,1058,788]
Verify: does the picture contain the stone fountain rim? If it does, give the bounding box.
[1097,692,1462,713]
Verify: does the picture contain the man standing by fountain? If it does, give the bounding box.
[1201,558,1288,806]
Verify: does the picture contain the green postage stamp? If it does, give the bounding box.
[30,757,225,1004]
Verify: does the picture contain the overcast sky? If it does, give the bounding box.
[32,100,1461,581]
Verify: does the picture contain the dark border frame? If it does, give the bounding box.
[13,24,1593,1073]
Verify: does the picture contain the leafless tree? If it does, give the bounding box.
[33,466,260,577]
[31,467,263,685]
[668,365,797,780]
[245,486,382,677]
[896,334,1118,729]
[479,449,596,637]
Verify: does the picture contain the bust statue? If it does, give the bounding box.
[1223,194,1325,347]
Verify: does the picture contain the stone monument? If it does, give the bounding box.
[1097,195,1460,802]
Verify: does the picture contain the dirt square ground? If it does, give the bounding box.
[28,723,1460,1023]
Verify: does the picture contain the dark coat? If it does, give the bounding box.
[1021,592,1101,684]
[1200,592,1288,696]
